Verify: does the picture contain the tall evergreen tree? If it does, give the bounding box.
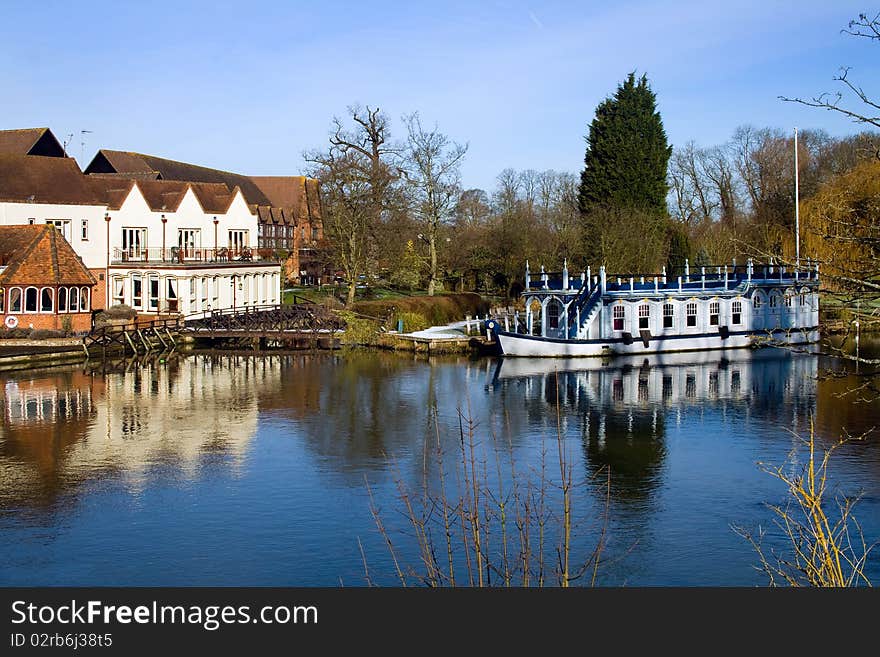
[578,72,672,216]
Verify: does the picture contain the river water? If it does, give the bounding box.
[1,347,878,586]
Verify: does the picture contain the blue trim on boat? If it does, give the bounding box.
[491,327,820,345]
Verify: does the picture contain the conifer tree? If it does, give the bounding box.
[578,73,672,216]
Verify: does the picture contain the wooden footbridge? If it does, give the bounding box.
[82,301,344,357]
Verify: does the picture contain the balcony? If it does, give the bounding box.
[112,246,282,265]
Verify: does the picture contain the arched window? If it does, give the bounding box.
[69,286,79,313]
[58,287,68,313]
[800,287,810,306]
[24,287,38,313]
[769,292,779,308]
[9,287,22,313]
[784,290,794,307]
[80,287,90,312]
[0,288,4,313]
[40,288,53,313]
[753,292,764,310]
[547,299,561,330]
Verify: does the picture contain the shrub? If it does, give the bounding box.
[393,311,429,333]
[353,292,489,327]
[101,304,136,320]
[0,327,31,339]
[28,329,66,339]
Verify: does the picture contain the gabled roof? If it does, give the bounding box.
[0,225,96,286]
[0,155,98,205]
[0,128,66,157]
[85,149,322,224]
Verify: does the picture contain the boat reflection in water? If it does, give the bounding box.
[488,348,818,502]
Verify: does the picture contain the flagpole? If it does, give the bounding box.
[794,127,800,268]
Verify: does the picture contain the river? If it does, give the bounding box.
[1,347,878,586]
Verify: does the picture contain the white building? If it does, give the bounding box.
[0,152,281,316]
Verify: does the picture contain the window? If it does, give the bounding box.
[769,293,778,308]
[25,287,38,313]
[638,304,650,330]
[800,291,807,306]
[190,277,198,312]
[228,230,249,253]
[0,288,4,313]
[45,219,71,241]
[311,226,319,241]
[732,300,742,325]
[40,288,53,313]
[201,278,208,310]
[709,301,720,326]
[58,287,68,313]
[784,292,793,307]
[81,219,88,241]
[212,277,219,308]
[301,227,306,240]
[148,275,159,312]
[753,293,763,310]
[686,302,697,327]
[112,278,125,306]
[9,288,21,313]
[178,229,201,258]
[122,228,147,259]
[132,274,143,310]
[663,303,674,329]
[69,286,79,312]
[27,218,35,225]
[613,305,625,331]
[167,279,178,312]
[80,288,90,312]
[547,300,561,330]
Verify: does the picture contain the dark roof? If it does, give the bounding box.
[0,128,65,157]
[86,150,271,206]
[85,150,322,224]
[0,155,97,205]
[0,225,96,286]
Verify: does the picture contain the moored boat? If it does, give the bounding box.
[486,259,819,358]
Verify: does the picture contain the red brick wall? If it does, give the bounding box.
[89,269,107,311]
[2,312,91,332]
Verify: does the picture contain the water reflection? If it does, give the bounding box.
[0,355,272,508]
[490,350,819,505]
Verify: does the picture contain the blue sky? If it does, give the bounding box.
[2,0,877,190]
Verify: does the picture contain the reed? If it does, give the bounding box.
[735,421,876,587]
[366,373,611,587]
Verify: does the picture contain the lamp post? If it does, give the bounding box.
[104,212,111,310]
[161,214,167,261]
[213,216,219,259]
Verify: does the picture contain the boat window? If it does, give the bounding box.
[709,301,720,326]
[638,304,650,330]
[784,291,793,307]
[547,300,561,330]
[663,303,674,329]
[753,293,763,309]
[769,293,778,308]
[613,305,625,331]
[732,300,742,325]
[686,302,697,327]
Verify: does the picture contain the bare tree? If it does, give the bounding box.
[400,113,468,296]
[780,13,880,133]
[306,105,400,306]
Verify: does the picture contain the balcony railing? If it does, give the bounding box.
[112,246,282,265]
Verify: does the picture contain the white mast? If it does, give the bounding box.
[794,127,800,268]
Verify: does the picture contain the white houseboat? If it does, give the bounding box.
[487,259,819,357]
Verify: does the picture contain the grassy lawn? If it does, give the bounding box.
[283,286,423,305]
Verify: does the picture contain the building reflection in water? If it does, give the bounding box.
[489,349,819,504]
[0,355,277,508]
